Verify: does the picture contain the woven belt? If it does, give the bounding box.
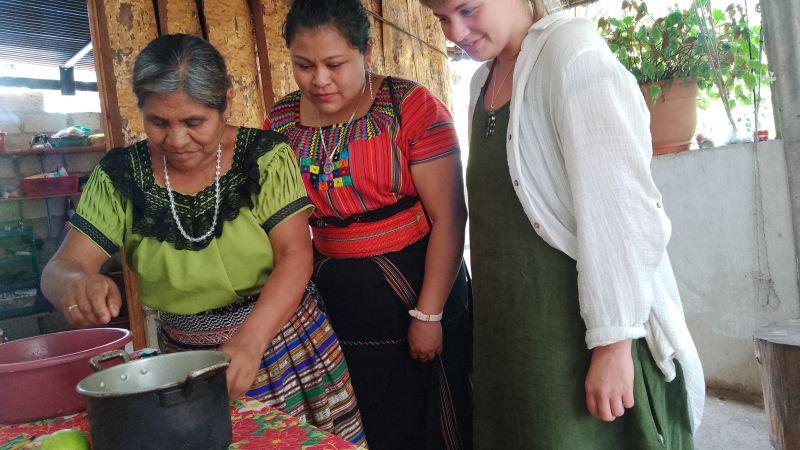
[158,295,258,332]
[311,196,420,228]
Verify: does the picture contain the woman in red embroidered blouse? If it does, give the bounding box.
[264,1,471,448]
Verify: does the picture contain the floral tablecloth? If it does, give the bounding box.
[0,398,357,450]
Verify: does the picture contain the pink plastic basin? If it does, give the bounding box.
[0,328,132,424]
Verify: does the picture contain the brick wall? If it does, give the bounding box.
[0,90,104,262]
[0,89,105,339]
[0,91,103,149]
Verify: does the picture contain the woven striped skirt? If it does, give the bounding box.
[157,283,367,447]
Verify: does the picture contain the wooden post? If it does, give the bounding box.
[86,0,158,145]
[87,0,124,149]
[754,319,800,450]
[250,0,278,112]
[118,247,146,349]
[87,0,158,350]
[254,0,296,102]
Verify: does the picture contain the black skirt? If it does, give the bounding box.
[313,237,473,450]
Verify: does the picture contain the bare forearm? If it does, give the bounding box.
[40,230,119,326]
[239,249,311,349]
[417,215,466,314]
[42,258,89,310]
[409,154,467,315]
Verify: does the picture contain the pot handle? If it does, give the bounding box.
[183,361,230,396]
[89,349,132,372]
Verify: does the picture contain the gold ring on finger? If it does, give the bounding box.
[67,304,79,313]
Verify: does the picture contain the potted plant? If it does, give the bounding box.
[597,0,769,154]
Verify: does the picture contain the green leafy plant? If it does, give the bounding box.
[596,0,770,129]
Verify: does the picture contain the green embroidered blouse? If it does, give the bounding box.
[69,127,313,315]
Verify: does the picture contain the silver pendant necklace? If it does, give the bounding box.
[485,58,516,138]
[316,72,370,175]
[162,142,222,243]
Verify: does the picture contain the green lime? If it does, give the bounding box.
[40,429,90,450]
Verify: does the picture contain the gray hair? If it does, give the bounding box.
[132,34,232,112]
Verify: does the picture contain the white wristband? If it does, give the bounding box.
[408,308,443,322]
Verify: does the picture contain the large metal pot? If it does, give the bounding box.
[76,350,232,450]
[0,328,132,424]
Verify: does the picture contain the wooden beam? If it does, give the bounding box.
[250,0,276,113]
[119,247,147,349]
[86,0,158,145]
[256,0,296,101]
[86,0,157,349]
[203,0,265,128]
[157,0,203,36]
[87,0,123,148]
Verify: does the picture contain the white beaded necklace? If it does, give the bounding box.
[162,142,222,243]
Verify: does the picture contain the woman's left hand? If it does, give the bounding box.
[219,330,265,400]
[408,319,443,363]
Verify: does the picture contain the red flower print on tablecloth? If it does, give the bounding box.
[232,425,313,449]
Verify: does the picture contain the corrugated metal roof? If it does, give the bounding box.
[0,0,95,71]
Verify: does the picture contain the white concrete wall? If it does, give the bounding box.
[0,91,103,150]
[652,139,800,394]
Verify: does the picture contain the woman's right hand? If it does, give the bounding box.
[62,274,122,328]
[585,339,635,422]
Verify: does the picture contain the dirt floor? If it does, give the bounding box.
[694,391,772,450]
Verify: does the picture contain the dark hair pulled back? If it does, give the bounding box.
[284,0,371,53]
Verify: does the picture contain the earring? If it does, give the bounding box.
[367,69,374,100]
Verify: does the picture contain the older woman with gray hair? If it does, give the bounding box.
[41,33,365,446]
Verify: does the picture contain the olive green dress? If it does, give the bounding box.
[467,93,694,449]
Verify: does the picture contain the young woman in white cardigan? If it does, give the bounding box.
[421,0,704,448]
